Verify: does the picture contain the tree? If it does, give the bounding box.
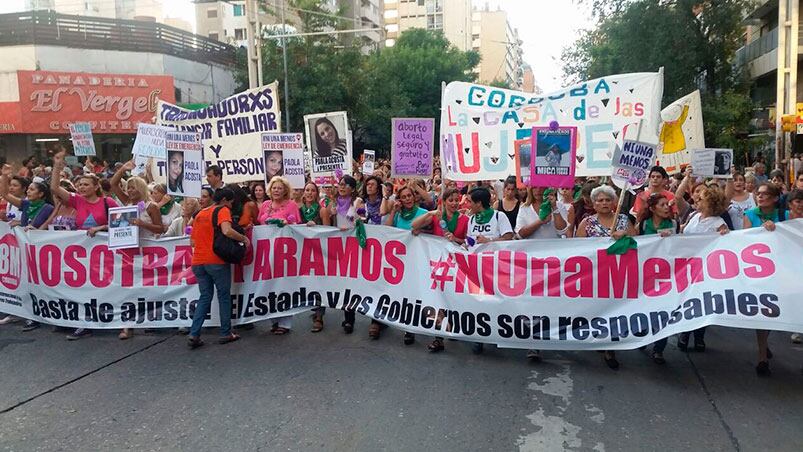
[562,0,762,158]
[356,29,479,153]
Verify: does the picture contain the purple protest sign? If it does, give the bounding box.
[391,118,435,178]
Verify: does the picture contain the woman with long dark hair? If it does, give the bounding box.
[314,117,348,158]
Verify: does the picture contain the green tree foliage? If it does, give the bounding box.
[358,29,479,152]
[563,0,763,157]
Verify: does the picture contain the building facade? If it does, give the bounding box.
[736,0,802,164]
[0,11,238,164]
[471,6,524,89]
[24,0,164,21]
[383,0,472,50]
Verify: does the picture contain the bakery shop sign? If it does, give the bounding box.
[13,70,175,134]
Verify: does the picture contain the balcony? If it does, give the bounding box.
[735,27,777,79]
[0,10,237,67]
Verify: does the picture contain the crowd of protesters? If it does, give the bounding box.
[1,148,802,377]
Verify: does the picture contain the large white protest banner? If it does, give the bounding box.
[658,90,705,174]
[3,221,803,350]
[156,83,282,183]
[440,72,663,180]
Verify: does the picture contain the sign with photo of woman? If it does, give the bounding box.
[165,131,204,197]
[304,111,350,183]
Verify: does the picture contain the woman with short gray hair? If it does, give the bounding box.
[576,183,636,369]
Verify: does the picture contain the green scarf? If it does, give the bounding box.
[300,202,320,223]
[538,188,556,221]
[354,219,367,248]
[755,208,778,223]
[399,206,419,221]
[442,210,459,233]
[473,208,495,225]
[607,236,638,255]
[643,218,674,235]
[26,199,46,223]
[159,199,176,216]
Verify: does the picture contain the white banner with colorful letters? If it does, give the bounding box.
[440,72,663,180]
[156,83,282,183]
[1,221,802,350]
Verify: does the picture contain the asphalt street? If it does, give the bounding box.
[1,317,802,452]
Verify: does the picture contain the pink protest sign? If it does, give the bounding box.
[529,126,578,188]
[391,118,435,178]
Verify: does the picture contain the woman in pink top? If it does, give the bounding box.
[258,176,301,226]
[50,150,119,341]
[257,176,300,334]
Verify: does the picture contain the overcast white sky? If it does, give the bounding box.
[0,0,593,91]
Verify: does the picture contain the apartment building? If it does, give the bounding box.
[383,0,473,50]
[24,0,163,21]
[340,0,384,49]
[471,6,524,89]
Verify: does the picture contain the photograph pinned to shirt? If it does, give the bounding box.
[262,132,305,188]
[304,111,350,183]
[690,148,733,179]
[69,122,96,156]
[108,206,139,250]
[362,149,376,175]
[513,138,531,188]
[165,131,203,198]
[529,126,577,188]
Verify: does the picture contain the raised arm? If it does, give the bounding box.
[110,160,135,205]
[0,164,23,207]
[50,151,72,204]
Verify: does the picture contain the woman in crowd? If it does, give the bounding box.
[110,162,164,240]
[1,174,30,222]
[0,165,54,230]
[637,192,680,364]
[576,185,636,369]
[251,182,267,206]
[328,175,364,334]
[515,187,566,240]
[313,117,348,157]
[226,184,258,230]
[411,187,469,353]
[0,166,54,330]
[675,167,735,230]
[298,181,330,333]
[386,185,430,344]
[742,183,787,376]
[199,187,214,210]
[744,173,757,195]
[498,176,521,231]
[726,171,756,230]
[151,184,182,233]
[555,187,575,237]
[677,183,730,353]
[568,182,600,237]
[360,175,389,226]
[769,169,788,193]
[465,186,514,355]
[50,151,120,340]
[164,198,200,237]
[110,163,164,340]
[40,180,78,231]
[187,187,250,349]
[258,176,301,335]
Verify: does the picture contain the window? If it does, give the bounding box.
[234,28,246,40]
[233,4,245,17]
[209,32,219,40]
[207,8,217,18]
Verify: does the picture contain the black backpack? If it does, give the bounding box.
[211,206,246,264]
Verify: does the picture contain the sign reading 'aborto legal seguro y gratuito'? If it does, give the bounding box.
[391,118,434,179]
